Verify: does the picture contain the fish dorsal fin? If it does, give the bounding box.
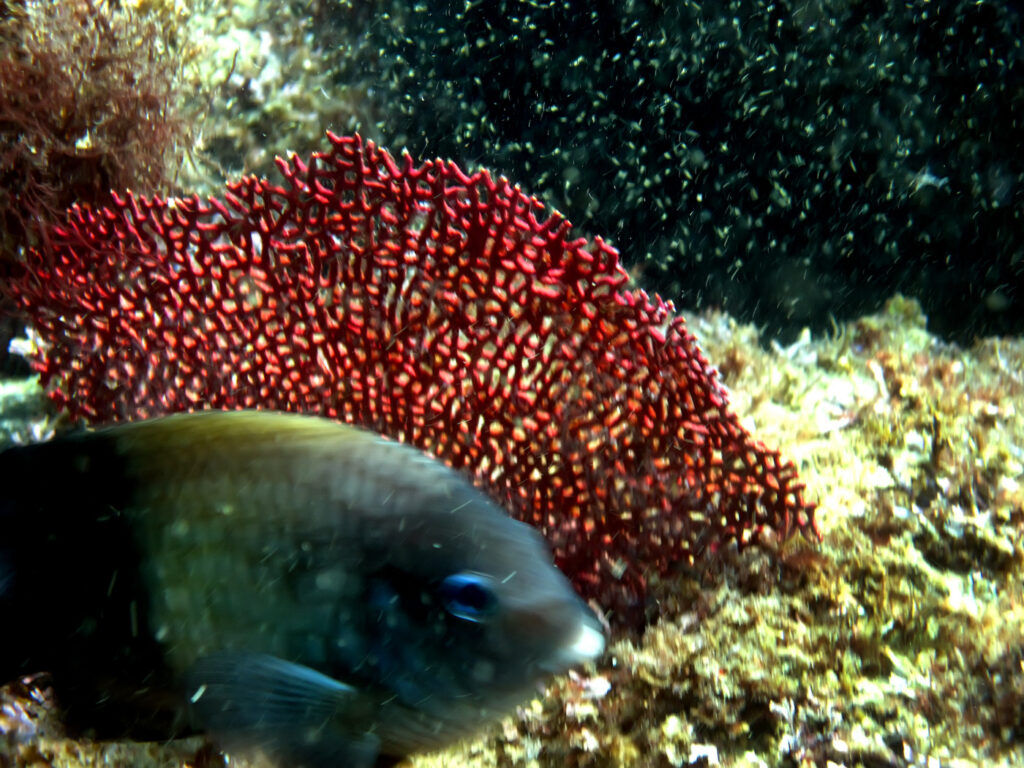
[106,410,376,453]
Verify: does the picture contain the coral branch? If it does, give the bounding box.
[7,133,817,620]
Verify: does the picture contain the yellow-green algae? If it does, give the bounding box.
[2,294,1022,767]
[157,0,384,197]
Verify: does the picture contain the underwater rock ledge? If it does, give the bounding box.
[3,295,1023,767]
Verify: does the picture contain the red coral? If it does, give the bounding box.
[7,133,817,621]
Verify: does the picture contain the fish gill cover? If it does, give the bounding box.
[6,132,817,621]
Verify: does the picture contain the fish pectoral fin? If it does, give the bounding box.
[187,652,379,768]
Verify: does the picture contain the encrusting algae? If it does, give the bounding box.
[387,295,1024,768]
[3,295,1024,767]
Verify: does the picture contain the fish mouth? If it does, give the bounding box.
[566,616,606,662]
[539,608,606,673]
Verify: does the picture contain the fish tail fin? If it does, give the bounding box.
[0,442,47,607]
[0,437,122,677]
[0,533,19,680]
[0,439,23,589]
[0,451,29,680]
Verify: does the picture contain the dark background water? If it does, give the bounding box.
[303,0,1023,344]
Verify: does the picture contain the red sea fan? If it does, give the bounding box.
[7,132,817,620]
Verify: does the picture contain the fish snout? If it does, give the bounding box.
[547,601,606,671]
[516,595,605,675]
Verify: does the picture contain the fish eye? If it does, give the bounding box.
[439,572,497,623]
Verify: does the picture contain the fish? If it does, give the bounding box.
[0,410,605,767]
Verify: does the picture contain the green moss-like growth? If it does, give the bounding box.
[0,0,197,373]
[0,0,194,262]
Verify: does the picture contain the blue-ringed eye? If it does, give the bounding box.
[440,572,497,622]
